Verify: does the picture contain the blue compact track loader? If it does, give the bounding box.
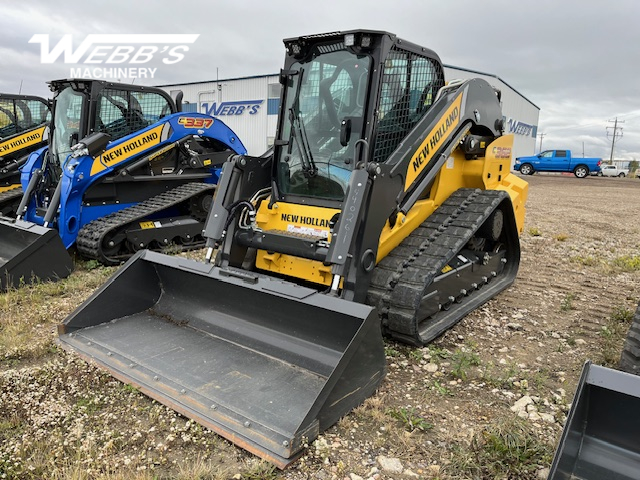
[0,79,245,290]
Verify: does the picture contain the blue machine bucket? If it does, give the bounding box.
[58,250,386,467]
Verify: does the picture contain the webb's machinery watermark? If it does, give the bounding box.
[29,34,199,79]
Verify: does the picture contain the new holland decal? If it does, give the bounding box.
[90,124,164,176]
[405,93,463,189]
[0,126,48,156]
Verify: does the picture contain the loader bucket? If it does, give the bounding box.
[58,250,386,468]
[0,219,73,291]
[548,361,640,480]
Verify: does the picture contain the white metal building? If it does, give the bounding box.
[443,65,539,163]
[158,66,539,161]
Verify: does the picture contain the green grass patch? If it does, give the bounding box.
[446,416,554,479]
[527,227,542,237]
[431,380,454,396]
[570,255,601,267]
[387,407,433,432]
[450,347,480,380]
[601,305,635,366]
[610,255,640,272]
[560,293,576,312]
[481,362,521,389]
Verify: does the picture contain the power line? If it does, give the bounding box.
[537,132,546,152]
[607,117,624,162]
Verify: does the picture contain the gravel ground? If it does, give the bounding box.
[1,173,639,480]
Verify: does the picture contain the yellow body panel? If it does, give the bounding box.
[480,134,528,235]
[255,202,339,285]
[255,135,528,286]
[0,125,47,157]
[0,184,22,194]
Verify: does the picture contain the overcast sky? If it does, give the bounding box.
[2,0,639,161]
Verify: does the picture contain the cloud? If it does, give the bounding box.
[1,0,638,159]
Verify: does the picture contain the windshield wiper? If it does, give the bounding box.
[288,107,317,177]
[284,67,317,178]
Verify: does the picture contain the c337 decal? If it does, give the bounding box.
[178,117,213,129]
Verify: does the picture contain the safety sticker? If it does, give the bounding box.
[286,224,326,238]
[139,221,161,229]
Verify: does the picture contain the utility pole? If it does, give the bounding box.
[537,132,546,153]
[607,117,624,163]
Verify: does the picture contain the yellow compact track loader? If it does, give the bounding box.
[59,30,528,467]
[0,93,51,216]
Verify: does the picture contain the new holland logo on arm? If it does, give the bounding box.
[404,93,463,189]
[90,123,165,176]
[0,126,48,155]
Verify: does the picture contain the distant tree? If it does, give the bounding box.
[630,159,639,173]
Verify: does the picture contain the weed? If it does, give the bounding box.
[77,259,101,271]
[121,384,140,394]
[570,255,601,267]
[553,233,569,242]
[526,369,551,391]
[175,454,232,480]
[352,396,388,424]
[610,255,640,272]
[481,362,520,389]
[560,293,576,312]
[432,380,453,396]
[161,242,184,256]
[450,348,480,380]
[239,461,278,480]
[427,346,451,363]
[601,305,635,366]
[446,416,554,479]
[384,346,402,358]
[611,305,633,323]
[527,226,542,237]
[409,349,424,362]
[387,407,433,432]
[75,396,101,415]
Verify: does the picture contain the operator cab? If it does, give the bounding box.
[49,80,176,168]
[273,30,445,205]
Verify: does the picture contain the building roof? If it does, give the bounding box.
[157,65,539,110]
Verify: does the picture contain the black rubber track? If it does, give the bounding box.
[367,188,516,346]
[620,303,640,375]
[76,182,215,265]
[0,187,23,217]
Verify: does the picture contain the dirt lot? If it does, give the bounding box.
[1,174,639,480]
